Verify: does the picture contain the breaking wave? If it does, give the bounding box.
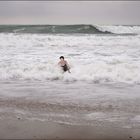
[96,25,140,35]
[0,62,140,84]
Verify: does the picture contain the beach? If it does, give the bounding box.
[0,80,140,139]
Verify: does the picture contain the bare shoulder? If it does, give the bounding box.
[64,60,68,64]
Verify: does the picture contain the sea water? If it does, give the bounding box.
[0,25,140,127]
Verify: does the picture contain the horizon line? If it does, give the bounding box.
[0,24,139,26]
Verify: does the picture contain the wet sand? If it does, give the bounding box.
[0,118,138,140]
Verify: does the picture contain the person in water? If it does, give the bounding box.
[58,56,71,73]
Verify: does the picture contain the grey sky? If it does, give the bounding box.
[0,1,140,25]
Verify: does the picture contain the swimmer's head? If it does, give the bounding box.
[59,56,64,60]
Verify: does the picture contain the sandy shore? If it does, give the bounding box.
[0,117,139,140]
[0,81,140,139]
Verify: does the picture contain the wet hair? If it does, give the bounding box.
[59,56,64,59]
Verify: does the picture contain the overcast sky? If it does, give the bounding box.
[0,1,140,25]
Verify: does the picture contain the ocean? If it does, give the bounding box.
[0,25,140,128]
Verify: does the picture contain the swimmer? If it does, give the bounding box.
[58,56,71,73]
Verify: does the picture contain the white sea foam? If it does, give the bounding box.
[0,33,140,84]
[96,25,140,34]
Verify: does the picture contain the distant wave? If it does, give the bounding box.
[0,25,111,34]
[0,24,139,35]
